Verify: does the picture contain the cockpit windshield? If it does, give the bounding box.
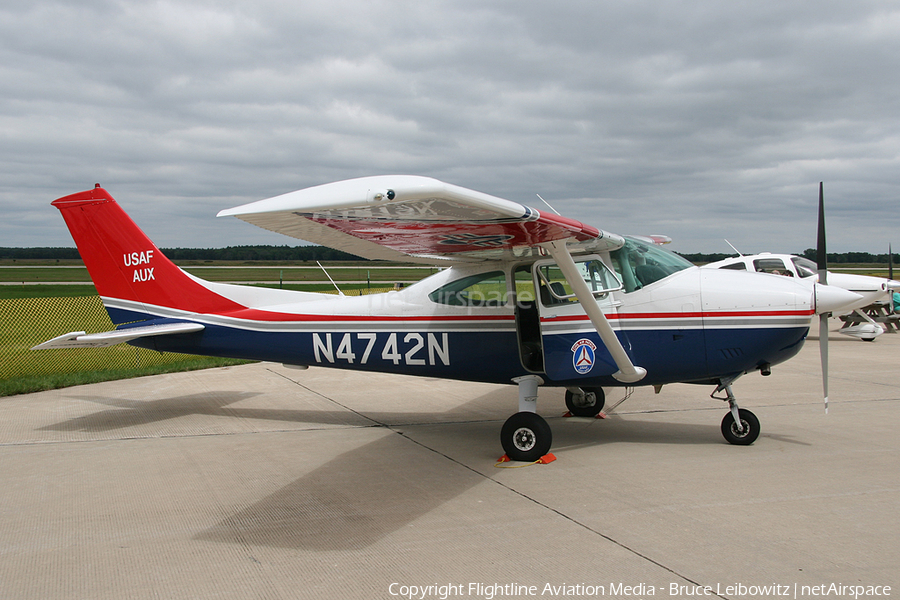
[610,236,694,292]
[791,256,818,278]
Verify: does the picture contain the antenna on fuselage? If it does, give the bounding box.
[535,194,561,216]
[724,239,744,256]
[317,261,344,296]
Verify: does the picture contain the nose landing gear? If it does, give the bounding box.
[713,379,760,445]
[564,386,606,417]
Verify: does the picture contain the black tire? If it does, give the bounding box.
[500,412,552,462]
[721,409,760,445]
[564,387,606,417]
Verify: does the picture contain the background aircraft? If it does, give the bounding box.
[703,251,900,341]
[35,177,857,461]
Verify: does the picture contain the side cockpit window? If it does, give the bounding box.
[428,271,508,307]
[535,259,621,306]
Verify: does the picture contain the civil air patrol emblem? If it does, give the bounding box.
[571,338,596,374]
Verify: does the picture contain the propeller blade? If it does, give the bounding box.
[820,313,829,414]
[817,182,828,414]
[816,182,827,285]
[889,244,894,282]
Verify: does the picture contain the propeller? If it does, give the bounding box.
[816,182,829,414]
[888,244,900,291]
[889,244,900,305]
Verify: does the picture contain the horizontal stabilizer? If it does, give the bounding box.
[32,322,204,350]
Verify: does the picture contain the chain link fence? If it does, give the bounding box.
[0,296,197,381]
[1,288,396,383]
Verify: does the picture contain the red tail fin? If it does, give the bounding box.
[53,186,244,321]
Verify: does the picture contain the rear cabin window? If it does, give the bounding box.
[719,262,747,271]
[428,271,508,307]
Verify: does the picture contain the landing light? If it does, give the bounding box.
[371,189,396,202]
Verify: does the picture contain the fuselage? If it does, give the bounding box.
[130,240,814,388]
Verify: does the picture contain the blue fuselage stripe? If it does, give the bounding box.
[130,318,809,387]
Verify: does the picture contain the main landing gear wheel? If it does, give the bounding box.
[565,387,605,417]
[721,408,760,445]
[501,412,552,462]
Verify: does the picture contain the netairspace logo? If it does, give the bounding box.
[387,581,893,600]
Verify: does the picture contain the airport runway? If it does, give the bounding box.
[1,320,897,599]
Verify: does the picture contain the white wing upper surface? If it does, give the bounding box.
[219,176,623,263]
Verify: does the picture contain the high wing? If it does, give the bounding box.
[218,175,624,264]
[220,175,645,382]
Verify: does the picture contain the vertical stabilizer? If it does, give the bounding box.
[52,186,243,323]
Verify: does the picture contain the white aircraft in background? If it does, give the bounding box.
[704,249,899,341]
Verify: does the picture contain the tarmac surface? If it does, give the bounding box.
[1,320,898,599]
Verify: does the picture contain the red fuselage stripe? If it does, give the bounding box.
[545,310,814,321]
[168,308,812,324]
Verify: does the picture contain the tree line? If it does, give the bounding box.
[0,245,365,262]
[2,246,896,264]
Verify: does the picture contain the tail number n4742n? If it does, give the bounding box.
[312,332,450,366]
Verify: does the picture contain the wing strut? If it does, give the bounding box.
[541,239,647,383]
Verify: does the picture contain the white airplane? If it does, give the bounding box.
[34,177,859,461]
[703,250,900,341]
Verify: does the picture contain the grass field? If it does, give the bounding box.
[0,263,437,282]
[0,284,99,300]
[0,294,255,396]
[0,260,437,300]
[0,261,431,397]
[0,282,401,300]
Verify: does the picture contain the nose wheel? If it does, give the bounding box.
[720,408,760,445]
[713,379,761,445]
[564,386,605,417]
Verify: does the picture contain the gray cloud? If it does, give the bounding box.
[2,0,898,253]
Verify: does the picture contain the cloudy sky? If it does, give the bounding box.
[2,0,898,254]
